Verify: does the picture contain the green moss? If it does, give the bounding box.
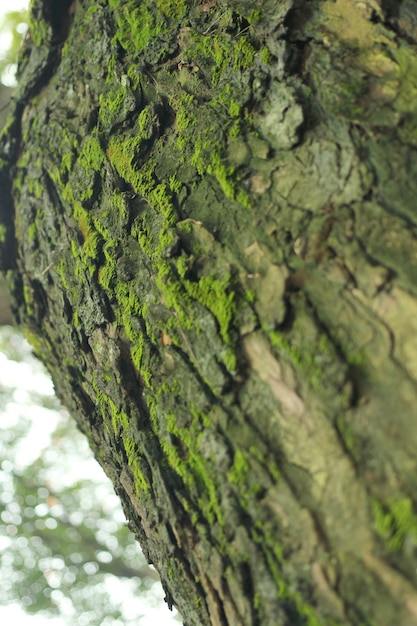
[92,375,150,494]
[55,258,70,290]
[187,126,245,202]
[23,283,34,316]
[107,138,138,189]
[106,121,156,192]
[260,46,273,65]
[169,174,182,194]
[372,497,417,552]
[228,449,250,484]
[110,1,163,54]
[188,31,256,86]
[28,12,49,47]
[113,190,129,222]
[80,187,93,202]
[109,281,157,387]
[61,151,74,173]
[392,45,417,115]
[85,4,101,18]
[16,150,31,170]
[98,260,116,290]
[21,327,47,357]
[72,205,102,261]
[192,275,235,343]
[73,311,80,328]
[78,135,105,172]
[247,9,262,24]
[236,188,251,208]
[123,436,150,492]
[252,520,328,626]
[126,64,143,92]
[390,45,417,145]
[82,228,101,260]
[173,93,196,132]
[92,214,110,240]
[138,105,156,137]
[252,522,284,581]
[223,347,236,373]
[27,177,43,199]
[228,99,241,117]
[270,329,323,393]
[170,74,252,204]
[249,445,280,484]
[160,409,224,526]
[131,458,150,493]
[189,136,209,173]
[0,224,7,243]
[27,222,37,243]
[156,0,189,19]
[95,384,126,431]
[154,265,191,331]
[149,183,176,223]
[228,123,240,140]
[131,338,152,386]
[335,414,356,455]
[155,256,236,348]
[207,154,236,199]
[70,239,79,260]
[233,36,257,70]
[165,557,177,582]
[99,86,128,129]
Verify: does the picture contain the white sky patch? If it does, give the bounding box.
[0,603,66,626]
[1,0,28,13]
[0,352,55,395]
[0,31,13,53]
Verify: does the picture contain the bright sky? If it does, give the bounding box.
[0,0,28,35]
[1,0,28,16]
[4,0,27,8]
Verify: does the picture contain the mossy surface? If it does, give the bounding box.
[373,497,417,553]
[4,0,417,624]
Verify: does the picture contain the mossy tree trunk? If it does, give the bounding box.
[2,0,417,624]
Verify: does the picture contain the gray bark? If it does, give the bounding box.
[0,84,14,323]
[0,275,13,324]
[1,1,417,624]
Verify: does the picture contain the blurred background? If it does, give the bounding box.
[0,3,178,624]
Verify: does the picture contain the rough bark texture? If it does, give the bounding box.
[0,85,15,324]
[2,0,417,624]
[0,275,13,324]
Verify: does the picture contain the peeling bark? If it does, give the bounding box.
[2,1,417,624]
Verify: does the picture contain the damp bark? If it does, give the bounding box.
[2,0,417,625]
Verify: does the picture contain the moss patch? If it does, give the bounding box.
[372,497,417,552]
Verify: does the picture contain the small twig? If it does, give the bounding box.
[41,262,53,275]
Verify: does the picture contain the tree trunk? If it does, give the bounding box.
[0,84,14,324]
[2,0,417,624]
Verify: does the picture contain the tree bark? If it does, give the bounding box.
[0,84,14,324]
[0,275,13,324]
[2,0,417,624]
